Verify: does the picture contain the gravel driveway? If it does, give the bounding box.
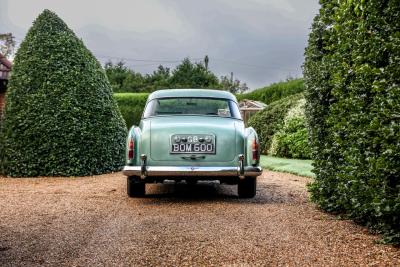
[0,171,399,266]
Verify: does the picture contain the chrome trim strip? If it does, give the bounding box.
[123,165,262,177]
[140,154,147,179]
[238,154,245,179]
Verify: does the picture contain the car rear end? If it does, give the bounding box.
[123,89,262,197]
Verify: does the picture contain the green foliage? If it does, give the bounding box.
[270,99,311,159]
[144,65,171,91]
[105,62,169,93]
[247,93,303,154]
[113,93,148,128]
[105,61,142,93]
[105,59,248,93]
[236,78,304,104]
[169,58,219,89]
[304,0,400,244]
[0,10,127,177]
[219,74,248,94]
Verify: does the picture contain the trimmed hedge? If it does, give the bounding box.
[270,99,311,159]
[247,93,303,154]
[0,10,127,177]
[304,0,400,243]
[236,78,304,104]
[113,93,148,128]
[114,79,306,129]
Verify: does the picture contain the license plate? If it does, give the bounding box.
[170,134,215,154]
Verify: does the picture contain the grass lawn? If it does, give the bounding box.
[260,155,314,178]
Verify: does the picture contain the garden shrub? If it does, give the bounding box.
[113,93,148,128]
[247,93,303,154]
[236,78,304,104]
[304,0,400,244]
[270,99,311,159]
[0,10,127,177]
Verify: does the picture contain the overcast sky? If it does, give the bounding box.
[0,0,320,89]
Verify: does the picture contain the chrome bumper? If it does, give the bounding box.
[122,165,262,178]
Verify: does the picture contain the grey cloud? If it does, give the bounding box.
[0,0,320,89]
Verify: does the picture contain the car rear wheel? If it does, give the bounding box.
[238,177,256,198]
[127,176,145,197]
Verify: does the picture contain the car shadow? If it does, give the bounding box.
[144,181,237,200]
[137,181,306,205]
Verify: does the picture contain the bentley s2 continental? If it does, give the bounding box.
[122,89,262,198]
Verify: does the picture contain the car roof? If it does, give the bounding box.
[147,89,238,102]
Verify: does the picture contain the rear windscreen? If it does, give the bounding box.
[143,97,242,119]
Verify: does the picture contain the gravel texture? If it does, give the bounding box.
[0,171,399,266]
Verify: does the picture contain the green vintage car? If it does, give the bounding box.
[123,89,262,198]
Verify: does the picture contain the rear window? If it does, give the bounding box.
[143,97,242,119]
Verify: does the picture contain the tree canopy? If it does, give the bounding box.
[104,58,248,93]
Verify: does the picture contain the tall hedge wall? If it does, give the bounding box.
[0,10,127,177]
[304,0,399,243]
[236,78,304,104]
[113,93,148,128]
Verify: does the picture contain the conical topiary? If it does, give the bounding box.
[0,10,127,177]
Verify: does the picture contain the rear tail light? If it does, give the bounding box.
[252,138,259,161]
[128,138,135,160]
